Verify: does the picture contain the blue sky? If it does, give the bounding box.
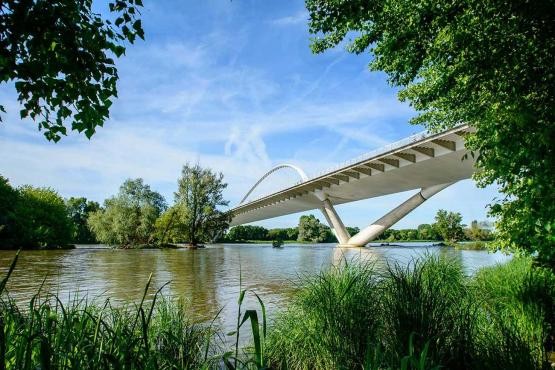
[0,0,499,229]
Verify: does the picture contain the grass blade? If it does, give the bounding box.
[0,249,20,295]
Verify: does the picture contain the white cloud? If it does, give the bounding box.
[271,11,308,26]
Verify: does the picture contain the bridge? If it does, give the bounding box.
[230,125,475,247]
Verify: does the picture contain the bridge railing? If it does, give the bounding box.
[310,129,429,181]
[241,129,431,205]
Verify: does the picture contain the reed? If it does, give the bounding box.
[471,257,555,368]
[0,265,219,369]
[266,260,382,369]
[265,254,552,370]
[380,254,475,369]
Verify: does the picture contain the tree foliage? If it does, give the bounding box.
[154,205,189,245]
[1,176,73,248]
[0,176,20,247]
[223,226,299,242]
[12,185,73,248]
[88,179,166,247]
[417,223,438,241]
[306,0,555,263]
[225,225,268,242]
[465,220,493,242]
[172,164,230,246]
[297,214,332,243]
[65,197,100,244]
[0,0,144,141]
[433,209,465,244]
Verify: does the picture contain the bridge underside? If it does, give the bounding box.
[230,126,475,246]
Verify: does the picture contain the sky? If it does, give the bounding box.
[0,0,499,229]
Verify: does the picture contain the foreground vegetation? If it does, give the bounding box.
[267,256,554,369]
[1,252,552,369]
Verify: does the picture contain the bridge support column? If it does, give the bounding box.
[320,199,350,245]
[345,182,454,247]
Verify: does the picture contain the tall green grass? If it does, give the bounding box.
[266,255,554,370]
[0,296,218,369]
[380,256,475,369]
[266,261,381,369]
[0,256,219,369]
[471,257,555,369]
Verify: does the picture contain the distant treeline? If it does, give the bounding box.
[0,175,102,249]
[224,213,493,243]
[0,163,230,249]
[1,172,493,249]
[221,219,361,244]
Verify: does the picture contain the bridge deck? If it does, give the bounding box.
[230,125,474,226]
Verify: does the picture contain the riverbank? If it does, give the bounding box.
[0,254,552,369]
[223,239,489,249]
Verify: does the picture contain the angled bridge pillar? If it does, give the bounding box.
[320,199,350,245]
[319,182,454,247]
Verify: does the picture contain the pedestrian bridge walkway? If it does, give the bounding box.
[230,125,475,247]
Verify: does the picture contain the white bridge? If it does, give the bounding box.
[230,125,475,247]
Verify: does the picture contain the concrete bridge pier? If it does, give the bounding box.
[320,199,351,245]
[317,182,454,248]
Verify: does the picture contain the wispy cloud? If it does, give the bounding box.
[271,10,308,26]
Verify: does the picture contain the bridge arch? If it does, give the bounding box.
[239,164,309,204]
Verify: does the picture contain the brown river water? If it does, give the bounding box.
[0,243,510,333]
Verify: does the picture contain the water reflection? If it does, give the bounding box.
[0,243,510,332]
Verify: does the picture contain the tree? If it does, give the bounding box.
[0,176,20,248]
[298,214,330,243]
[346,226,360,236]
[417,224,438,241]
[155,205,189,245]
[465,220,493,241]
[267,228,288,242]
[286,227,299,241]
[378,229,395,241]
[306,0,555,263]
[0,0,144,141]
[172,164,230,246]
[12,186,74,248]
[88,179,166,247]
[433,210,465,244]
[225,225,269,242]
[65,197,100,243]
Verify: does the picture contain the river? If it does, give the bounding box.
[0,243,509,333]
